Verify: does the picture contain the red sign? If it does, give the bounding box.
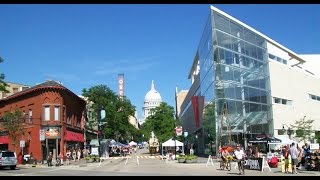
[175,126,183,136]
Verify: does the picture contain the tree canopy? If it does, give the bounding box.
[140,102,175,143]
[291,116,314,143]
[2,110,25,153]
[0,57,9,92]
[82,84,139,142]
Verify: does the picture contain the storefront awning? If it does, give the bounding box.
[0,136,9,144]
[65,130,84,142]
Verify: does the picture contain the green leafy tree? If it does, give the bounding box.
[0,57,9,92]
[82,85,136,142]
[3,110,25,153]
[291,116,314,143]
[140,102,175,143]
[315,132,320,144]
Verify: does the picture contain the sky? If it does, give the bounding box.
[0,4,319,120]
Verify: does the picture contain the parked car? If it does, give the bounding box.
[0,151,17,170]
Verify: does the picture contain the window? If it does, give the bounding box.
[12,88,18,93]
[44,106,50,121]
[54,106,60,121]
[282,99,287,105]
[274,98,280,104]
[28,109,32,123]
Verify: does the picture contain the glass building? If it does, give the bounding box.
[180,6,273,156]
[180,5,320,156]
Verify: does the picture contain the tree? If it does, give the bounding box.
[0,56,9,92]
[140,102,175,143]
[291,116,314,143]
[315,132,320,144]
[82,84,136,142]
[2,110,25,153]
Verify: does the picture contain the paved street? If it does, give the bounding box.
[1,148,319,176]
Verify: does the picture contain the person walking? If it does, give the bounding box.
[289,142,299,174]
[47,152,53,167]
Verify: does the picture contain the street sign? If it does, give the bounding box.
[40,129,45,141]
[100,109,106,120]
[175,126,183,136]
[20,140,25,148]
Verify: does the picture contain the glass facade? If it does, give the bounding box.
[198,10,272,155]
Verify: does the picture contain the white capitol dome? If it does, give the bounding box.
[144,80,162,102]
[141,80,162,122]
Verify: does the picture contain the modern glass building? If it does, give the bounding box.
[179,6,319,156]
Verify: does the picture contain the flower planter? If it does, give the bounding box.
[86,158,94,163]
[178,158,186,163]
[185,159,193,163]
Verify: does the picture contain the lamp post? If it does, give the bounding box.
[98,108,105,156]
[282,124,292,139]
[173,123,176,160]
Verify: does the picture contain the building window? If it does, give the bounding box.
[278,129,285,135]
[28,109,32,124]
[44,106,50,121]
[309,94,320,101]
[12,87,18,93]
[274,97,292,105]
[54,106,60,121]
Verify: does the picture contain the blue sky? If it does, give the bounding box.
[1,4,319,119]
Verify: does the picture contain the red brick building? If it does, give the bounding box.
[0,80,86,161]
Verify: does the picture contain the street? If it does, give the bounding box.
[1,148,319,176]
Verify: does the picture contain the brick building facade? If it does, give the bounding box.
[0,80,86,161]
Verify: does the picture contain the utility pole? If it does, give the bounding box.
[174,86,178,160]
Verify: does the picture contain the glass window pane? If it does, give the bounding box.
[54,106,60,121]
[215,13,230,34]
[230,21,243,38]
[44,106,50,121]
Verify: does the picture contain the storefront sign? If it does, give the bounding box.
[244,158,263,171]
[43,127,61,139]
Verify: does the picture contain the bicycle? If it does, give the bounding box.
[220,160,232,171]
[237,158,245,175]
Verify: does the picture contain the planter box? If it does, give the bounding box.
[178,158,186,163]
[186,159,193,163]
[86,159,94,163]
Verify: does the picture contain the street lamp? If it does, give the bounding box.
[282,124,292,139]
[98,108,105,156]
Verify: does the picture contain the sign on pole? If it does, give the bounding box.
[20,140,25,148]
[175,126,183,136]
[40,129,45,141]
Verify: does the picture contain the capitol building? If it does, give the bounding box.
[139,80,162,125]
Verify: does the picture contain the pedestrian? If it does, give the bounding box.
[47,152,53,167]
[289,142,299,174]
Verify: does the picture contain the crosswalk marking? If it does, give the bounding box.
[101,155,162,160]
